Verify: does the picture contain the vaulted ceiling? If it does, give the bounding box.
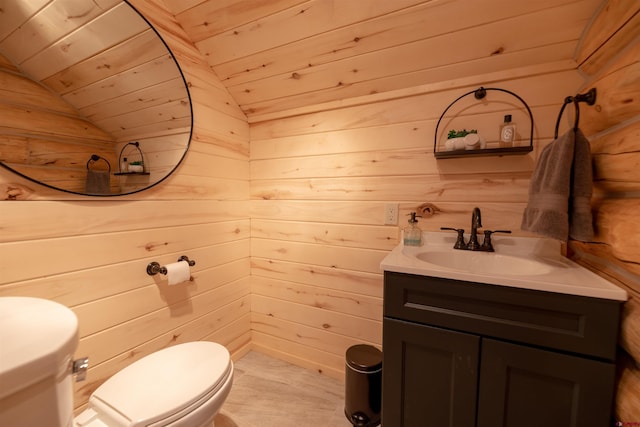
[165,0,602,120]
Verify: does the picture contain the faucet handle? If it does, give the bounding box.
[488,230,512,234]
[441,227,466,249]
[481,229,512,251]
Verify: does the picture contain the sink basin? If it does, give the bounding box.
[382,232,627,301]
[414,250,556,276]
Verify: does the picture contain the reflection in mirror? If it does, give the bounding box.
[0,0,192,196]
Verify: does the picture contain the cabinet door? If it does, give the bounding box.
[383,318,480,427]
[477,339,616,427]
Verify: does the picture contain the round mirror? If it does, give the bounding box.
[0,0,192,196]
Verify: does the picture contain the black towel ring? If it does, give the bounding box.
[86,154,112,173]
[554,88,597,138]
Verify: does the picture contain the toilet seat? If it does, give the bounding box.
[75,341,232,427]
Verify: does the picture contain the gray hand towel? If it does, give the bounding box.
[521,128,594,241]
[521,129,593,242]
[85,170,110,195]
[569,128,594,241]
[521,129,570,240]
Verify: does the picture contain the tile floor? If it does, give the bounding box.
[214,351,355,427]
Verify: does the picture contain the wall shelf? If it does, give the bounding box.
[434,87,534,159]
[435,146,532,159]
[117,141,147,174]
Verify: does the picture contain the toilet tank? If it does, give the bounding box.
[0,297,79,427]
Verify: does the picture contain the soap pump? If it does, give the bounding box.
[403,212,422,246]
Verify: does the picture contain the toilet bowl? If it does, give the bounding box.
[0,297,233,427]
[75,341,233,427]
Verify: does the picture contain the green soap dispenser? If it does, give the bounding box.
[404,212,422,246]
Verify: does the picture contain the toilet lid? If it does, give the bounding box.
[90,341,230,427]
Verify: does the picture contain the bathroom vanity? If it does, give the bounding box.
[380,232,627,427]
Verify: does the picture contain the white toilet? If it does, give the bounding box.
[0,297,233,427]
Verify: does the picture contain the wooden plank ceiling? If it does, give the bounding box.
[0,0,603,124]
[166,0,603,121]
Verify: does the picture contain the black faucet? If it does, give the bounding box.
[467,207,482,250]
[441,207,511,251]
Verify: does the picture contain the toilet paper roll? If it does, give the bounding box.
[165,260,191,286]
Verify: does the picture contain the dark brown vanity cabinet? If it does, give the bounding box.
[382,271,623,427]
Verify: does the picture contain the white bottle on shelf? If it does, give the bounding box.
[500,114,516,148]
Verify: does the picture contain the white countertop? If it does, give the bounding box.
[380,232,627,301]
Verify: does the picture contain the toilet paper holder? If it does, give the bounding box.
[147,256,196,276]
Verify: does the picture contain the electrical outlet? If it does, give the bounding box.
[384,203,398,225]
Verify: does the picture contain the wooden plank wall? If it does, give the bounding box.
[249,62,584,378]
[567,0,640,421]
[0,62,119,194]
[0,0,251,412]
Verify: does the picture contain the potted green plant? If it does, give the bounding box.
[128,160,144,173]
[447,129,477,139]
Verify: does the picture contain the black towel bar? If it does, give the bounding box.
[554,88,596,138]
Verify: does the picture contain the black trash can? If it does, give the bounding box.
[344,344,382,426]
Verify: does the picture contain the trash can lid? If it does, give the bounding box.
[346,344,382,372]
